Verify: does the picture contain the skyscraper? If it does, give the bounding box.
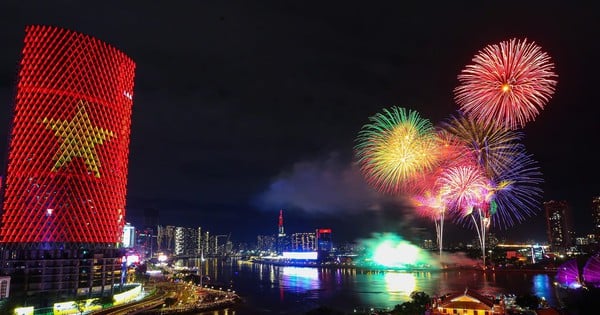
[592,196,600,239]
[544,200,574,252]
[0,26,135,306]
[174,227,198,257]
[276,210,289,253]
[291,232,317,251]
[122,223,136,248]
[278,209,285,237]
[316,228,333,253]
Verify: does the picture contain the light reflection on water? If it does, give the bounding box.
[193,259,558,314]
[281,266,320,292]
[384,272,417,296]
[532,274,553,302]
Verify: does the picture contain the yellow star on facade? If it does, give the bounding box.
[42,102,114,178]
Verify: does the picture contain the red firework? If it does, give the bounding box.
[455,38,557,130]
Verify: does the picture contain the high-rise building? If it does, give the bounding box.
[544,200,574,252]
[0,26,135,306]
[257,235,276,252]
[136,227,156,259]
[316,228,333,253]
[291,232,317,251]
[276,210,289,253]
[592,196,600,239]
[278,209,285,237]
[0,276,10,299]
[142,208,159,229]
[122,223,136,248]
[174,227,198,257]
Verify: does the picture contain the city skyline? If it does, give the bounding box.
[1,2,599,243]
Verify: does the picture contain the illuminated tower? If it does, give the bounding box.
[545,200,574,252]
[276,210,289,253]
[278,209,285,237]
[0,26,135,306]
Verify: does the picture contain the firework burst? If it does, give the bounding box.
[437,165,490,214]
[490,149,543,229]
[440,113,523,179]
[355,107,439,194]
[455,38,557,129]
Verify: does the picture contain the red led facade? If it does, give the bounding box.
[0,26,135,244]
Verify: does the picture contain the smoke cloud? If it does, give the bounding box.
[255,153,385,214]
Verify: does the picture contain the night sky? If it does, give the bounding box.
[0,1,598,244]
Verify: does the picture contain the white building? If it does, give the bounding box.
[175,227,198,256]
[122,222,136,248]
[0,276,10,299]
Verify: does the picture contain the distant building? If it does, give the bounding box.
[593,196,600,239]
[143,208,159,230]
[276,210,289,253]
[122,223,136,248]
[136,227,156,258]
[291,232,317,251]
[0,276,9,299]
[316,228,333,253]
[257,235,276,252]
[278,209,285,237]
[575,237,589,246]
[174,227,198,257]
[423,239,435,250]
[545,200,574,252]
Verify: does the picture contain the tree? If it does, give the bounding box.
[391,291,431,315]
[515,294,540,309]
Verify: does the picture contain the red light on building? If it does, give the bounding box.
[0,25,135,244]
[317,229,332,234]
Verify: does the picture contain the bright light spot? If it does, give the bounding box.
[126,254,139,266]
[373,240,419,266]
[385,273,417,295]
[46,208,53,216]
[501,83,511,92]
[14,306,34,315]
[282,251,318,260]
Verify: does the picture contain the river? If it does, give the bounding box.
[188,258,558,314]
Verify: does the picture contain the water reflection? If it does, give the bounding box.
[384,273,417,296]
[532,274,553,302]
[281,267,320,291]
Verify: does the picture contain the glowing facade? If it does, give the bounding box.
[0,25,135,244]
[291,232,317,251]
[0,26,135,307]
[316,228,333,252]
